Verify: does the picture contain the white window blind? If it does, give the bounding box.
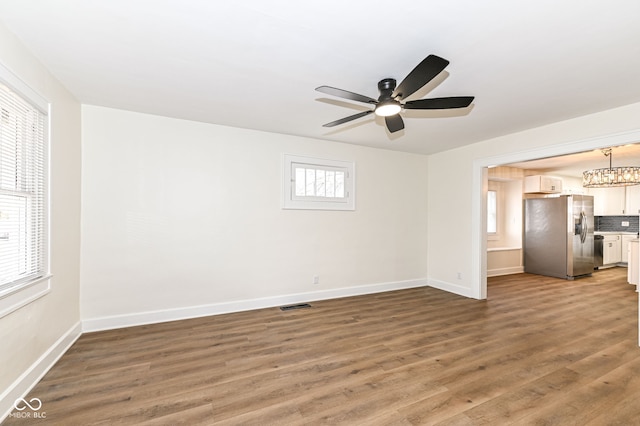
[0,81,47,294]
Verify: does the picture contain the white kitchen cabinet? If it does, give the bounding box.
[629,240,639,286]
[524,175,562,194]
[622,234,636,264]
[625,185,640,215]
[589,185,640,215]
[603,234,622,265]
[589,187,626,215]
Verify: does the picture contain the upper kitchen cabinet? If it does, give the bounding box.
[523,175,562,194]
[590,187,625,215]
[626,185,640,215]
[589,186,640,215]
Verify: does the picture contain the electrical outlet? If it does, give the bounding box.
[313,275,320,285]
[457,272,462,280]
[622,221,630,227]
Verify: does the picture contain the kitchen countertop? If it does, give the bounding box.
[594,231,639,235]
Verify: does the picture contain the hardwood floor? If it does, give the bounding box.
[4,268,640,425]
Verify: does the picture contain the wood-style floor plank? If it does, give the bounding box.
[3,267,639,425]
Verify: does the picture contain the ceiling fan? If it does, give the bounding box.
[315,54,474,133]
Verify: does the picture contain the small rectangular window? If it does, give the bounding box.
[282,154,355,210]
[293,164,346,202]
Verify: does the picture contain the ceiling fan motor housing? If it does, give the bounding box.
[378,78,396,100]
[375,78,402,117]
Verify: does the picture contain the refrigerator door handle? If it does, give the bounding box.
[580,211,588,244]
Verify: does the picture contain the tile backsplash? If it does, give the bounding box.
[595,215,639,233]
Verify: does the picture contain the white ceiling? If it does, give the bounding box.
[1,1,640,156]
[507,144,640,179]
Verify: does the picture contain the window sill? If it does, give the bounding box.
[0,275,51,319]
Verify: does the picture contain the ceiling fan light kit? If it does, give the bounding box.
[375,100,401,117]
[315,54,474,134]
[582,148,640,188]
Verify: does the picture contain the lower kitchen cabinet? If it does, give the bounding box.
[621,234,636,263]
[603,234,622,265]
[628,240,639,285]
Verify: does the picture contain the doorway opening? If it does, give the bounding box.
[472,130,640,299]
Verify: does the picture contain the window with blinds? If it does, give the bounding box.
[0,81,47,295]
[282,154,355,210]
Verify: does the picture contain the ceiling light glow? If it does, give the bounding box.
[375,101,401,117]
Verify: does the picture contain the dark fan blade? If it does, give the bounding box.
[322,110,374,127]
[392,55,450,100]
[404,96,474,110]
[316,86,378,104]
[385,114,404,133]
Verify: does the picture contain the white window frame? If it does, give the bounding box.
[0,61,51,318]
[282,154,355,211]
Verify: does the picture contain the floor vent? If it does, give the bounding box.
[280,303,312,311]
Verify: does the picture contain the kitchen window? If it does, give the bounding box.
[0,64,49,317]
[282,154,355,210]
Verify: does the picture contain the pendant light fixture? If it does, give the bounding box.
[582,148,640,188]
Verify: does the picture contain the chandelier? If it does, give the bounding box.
[582,148,640,188]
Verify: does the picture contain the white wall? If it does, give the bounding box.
[80,106,429,329]
[561,175,587,195]
[427,102,640,299]
[427,146,477,295]
[0,23,82,418]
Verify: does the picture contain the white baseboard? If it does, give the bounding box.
[82,278,429,332]
[487,266,525,277]
[427,278,478,299]
[1,321,82,423]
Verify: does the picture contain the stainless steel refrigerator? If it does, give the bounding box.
[523,195,594,279]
